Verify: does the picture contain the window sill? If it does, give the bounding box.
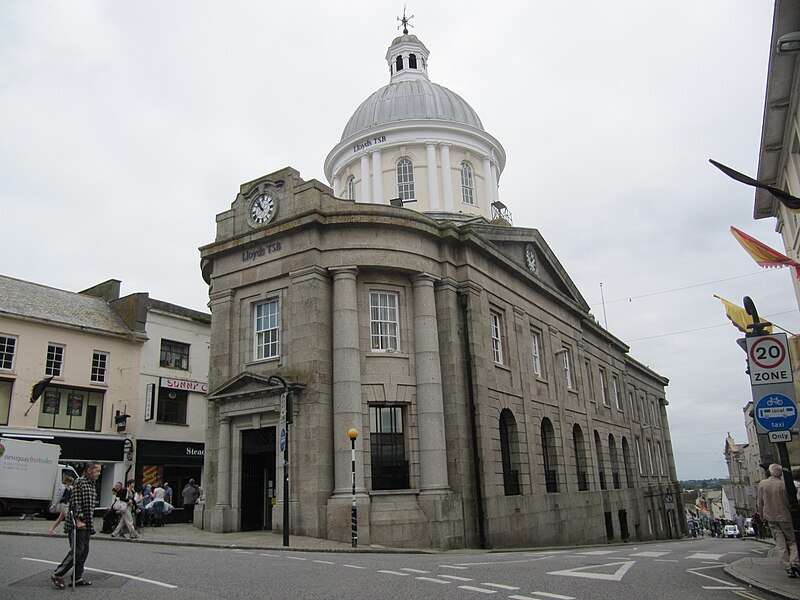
[245,357,280,367]
[369,488,420,497]
[367,351,410,359]
[89,381,108,388]
[494,362,511,372]
[155,421,190,427]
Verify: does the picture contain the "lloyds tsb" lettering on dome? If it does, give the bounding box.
[353,135,387,153]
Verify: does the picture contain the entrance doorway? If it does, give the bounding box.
[240,427,276,531]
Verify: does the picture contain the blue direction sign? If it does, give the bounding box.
[755,392,798,432]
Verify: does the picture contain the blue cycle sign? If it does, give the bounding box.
[755,393,798,432]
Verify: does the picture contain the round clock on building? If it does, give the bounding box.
[525,244,537,273]
[250,193,275,225]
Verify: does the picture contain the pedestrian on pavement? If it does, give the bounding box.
[48,475,75,534]
[735,513,745,540]
[757,463,800,578]
[51,461,102,589]
[111,479,139,539]
[101,481,123,534]
[164,482,173,505]
[182,479,199,524]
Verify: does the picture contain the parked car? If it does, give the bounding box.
[744,518,755,537]
[723,524,739,538]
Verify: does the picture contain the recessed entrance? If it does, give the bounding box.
[240,426,277,531]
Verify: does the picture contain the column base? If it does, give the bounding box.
[207,504,233,533]
[327,492,370,546]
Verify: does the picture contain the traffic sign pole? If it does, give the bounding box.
[743,297,800,551]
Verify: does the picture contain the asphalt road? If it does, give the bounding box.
[3,535,787,599]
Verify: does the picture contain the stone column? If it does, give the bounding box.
[333,175,341,198]
[483,156,493,209]
[217,417,232,505]
[491,161,499,204]
[360,155,371,203]
[330,267,364,493]
[412,273,450,492]
[426,143,440,210]
[372,150,383,204]
[440,144,453,211]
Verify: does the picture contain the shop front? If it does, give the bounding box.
[135,439,204,508]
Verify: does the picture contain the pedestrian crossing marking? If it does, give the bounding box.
[481,582,520,590]
[549,560,635,581]
[377,570,409,576]
[401,568,430,573]
[440,564,470,570]
[440,574,473,581]
[416,576,450,584]
[528,593,575,599]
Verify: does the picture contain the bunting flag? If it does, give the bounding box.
[713,295,773,334]
[710,159,800,210]
[730,226,800,280]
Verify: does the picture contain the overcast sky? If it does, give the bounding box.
[1,1,794,480]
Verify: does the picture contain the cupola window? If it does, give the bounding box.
[346,176,356,201]
[461,162,475,205]
[408,53,417,69]
[396,55,404,72]
[396,158,415,201]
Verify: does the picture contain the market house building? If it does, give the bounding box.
[198,28,682,548]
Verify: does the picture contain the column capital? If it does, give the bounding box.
[411,272,440,286]
[220,416,231,426]
[328,266,358,280]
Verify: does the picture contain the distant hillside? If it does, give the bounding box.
[680,478,728,491]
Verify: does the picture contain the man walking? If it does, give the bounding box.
[758,463,800,578]
[52,461,101,589]
[182,479,199,524]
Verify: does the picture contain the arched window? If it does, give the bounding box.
[408,53,417,69]
[461,162,475,205]
[346,176,356,201]
[541,418,558,493]
[396,157,415,201]
[499,409,520,495]
[573,424,588,491]
[594,430,606,490]
[608,434,620,489]
[621,437,634,488]
[396,55,404,72]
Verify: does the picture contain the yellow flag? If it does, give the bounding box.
[714,295,773,334]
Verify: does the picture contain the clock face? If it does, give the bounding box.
[525,244,537,273]
[250,193,275,225]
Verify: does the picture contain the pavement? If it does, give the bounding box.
[3,517,800,597]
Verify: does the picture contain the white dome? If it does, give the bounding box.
[341,80,485,141]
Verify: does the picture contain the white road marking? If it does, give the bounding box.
[313,560,335,564]
[524,550,568,555]
[458,585,498,593]
[440,574,473,581]
[286,556,307,561]
[630,551,670,557]
[528,593,575,599]
[259,553,279,557]
[440,564,470,570]
[686,553,725,560]
[704,586,744,590]
[686,565,735,587]
[401,568,430,573]
[449,557,554,566]
[481,582,520,590]
[416,576,450,584]
[729,552,749,555]
[378,570,409,576]
[509,596,540,600]
[654,559,679,562]
[751,548,765,554]
[549,560,635,582]
[343,564,366,569]
[22,557,177,589]
[578,550,620,555]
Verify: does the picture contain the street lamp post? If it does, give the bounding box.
[348,428,358,548]
[268,375,290,547]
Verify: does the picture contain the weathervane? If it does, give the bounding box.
[397,5,414,35]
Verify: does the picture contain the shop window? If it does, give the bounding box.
[369,405,409,490]
[461,162,475,205]
[500,409,520,495]
[0,335,16,371]
[0,378,11,425]
[91,351,108,384]
[157,387,188,425]
[396,157,415,201]
[254,299,280,360]
[37,384,103,431]
[160,339,189,370]
[46,343,65,377]
[370,291,399,351]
